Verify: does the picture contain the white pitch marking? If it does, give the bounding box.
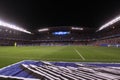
[74,48,85,60]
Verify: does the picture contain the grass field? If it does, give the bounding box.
[0,46,120,68]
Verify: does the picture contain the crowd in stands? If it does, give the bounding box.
[92,37,120,47]
[0,25,119,46]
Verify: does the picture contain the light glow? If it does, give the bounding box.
[52,31,70,35]
[71,27,83,30]
[38,28,49,32]
[98,15,120,31]
[0,20,31,34]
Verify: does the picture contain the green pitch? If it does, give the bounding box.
[0,46,120,68]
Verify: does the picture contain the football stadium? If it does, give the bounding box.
[0,0,120,80]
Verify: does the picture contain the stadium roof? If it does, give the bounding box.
[0,0,120,31]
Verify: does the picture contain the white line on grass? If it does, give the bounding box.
[73,48,85,60]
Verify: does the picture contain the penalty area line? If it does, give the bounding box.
[73,48,85,60]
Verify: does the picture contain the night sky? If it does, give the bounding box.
[0,0,120,31]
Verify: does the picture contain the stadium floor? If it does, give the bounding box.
[0,46,120,68]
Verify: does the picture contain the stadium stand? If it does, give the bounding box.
[0,26,32,46]
[0,25,119,46]
[92,25,120,47]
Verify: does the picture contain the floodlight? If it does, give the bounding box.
[0,20,32,34]
[98,15,120,31]
[38,28,49,32]
[71,27,83,30]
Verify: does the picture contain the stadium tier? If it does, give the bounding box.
[0,26,119,47]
